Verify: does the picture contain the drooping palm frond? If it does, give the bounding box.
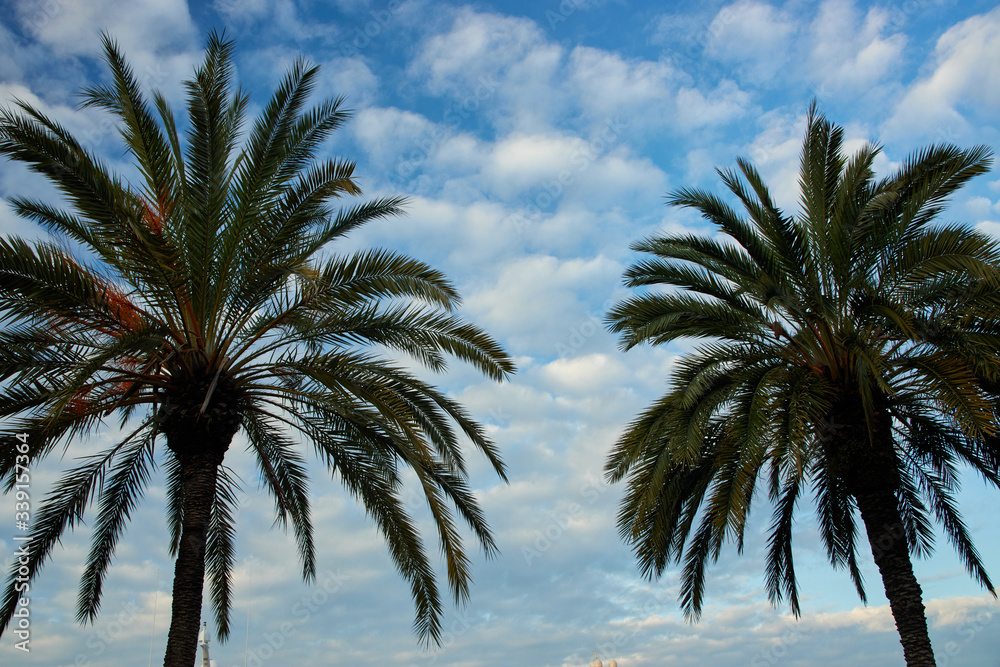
[77,428,157,622]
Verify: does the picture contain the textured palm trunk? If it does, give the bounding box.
[828,391,936,666]
[162,448,222,667]
[854,487,936,666]
[159,375,241,667]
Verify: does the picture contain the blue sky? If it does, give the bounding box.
[2,0,1000,665]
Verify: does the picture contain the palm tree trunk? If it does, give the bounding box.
[854,487,936,666]
[162,450,221,667]
[159,376,241,666]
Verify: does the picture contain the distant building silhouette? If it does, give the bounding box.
[590,650,619,667]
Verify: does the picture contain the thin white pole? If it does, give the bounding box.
[244,565,252,667]
[148,568,160,667]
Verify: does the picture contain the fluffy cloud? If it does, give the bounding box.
[675,80,751,129]
[484,133,589,197]
[884,5,1000,140]
[465,253,621,355]
[353,105,441,169]
[807,0,906,93]
[4,1,204,115]
[410,7,552,97]
[705,1,798,83]
[11,0,197,56]
[540,353,628,396]
[567,47,679,122]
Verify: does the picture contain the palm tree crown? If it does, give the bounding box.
[605,104,1000,665]
[0,31,514,666]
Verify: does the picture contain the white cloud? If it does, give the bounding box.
[410,7,550,96]
[705,1,797,83]
[541,353,628,396]
[4,2,204,122]
[217,0,342,43]
[466,254,620,355]
[965,196,994,218]
[353,106,438,167]
[407,7,568,135]
[808,0,906,93]
[484,133,585,197]
[675,80,751,129]
[493,41,565,134]
[432,133,486,175]
[567,47,679,122]
[926,594,998,627]
[743,109,808,211]
[311,56,380,108]
[976,221,1000,242]
[573,150,666,202]
[806,603,897,633]
[233,44,379,110]
[884,5,1000,139]
[479,127,665,215]
[0,82,110,148]
[13,0,197,57]
[214,0,271,23]
[0,199,24,237]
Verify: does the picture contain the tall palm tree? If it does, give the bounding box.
[0,32,514,666]
[605,104,1000,666]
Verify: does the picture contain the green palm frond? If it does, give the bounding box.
[0,436,137,626]
[78,427,157,622]
[241,412,315,580]
[765,476,802,616]
[206,464,242,639]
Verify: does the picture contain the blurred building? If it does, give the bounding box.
[590,651,618,667]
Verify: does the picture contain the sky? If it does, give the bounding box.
[2,0,1000,665]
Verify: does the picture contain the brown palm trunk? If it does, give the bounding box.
[854,486,936,666]
[158,373,241,666]
[828,391,936,666]
[162,450,221,667]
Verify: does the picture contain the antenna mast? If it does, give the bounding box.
[199,621,211,667]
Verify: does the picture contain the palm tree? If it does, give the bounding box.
[604,104,1000,666]
[0,32,514,666]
